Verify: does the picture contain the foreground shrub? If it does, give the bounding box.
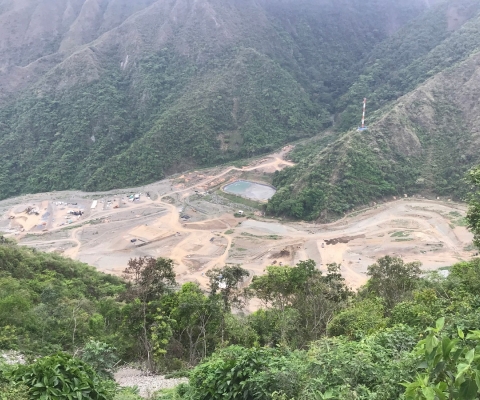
[188,345,305,400]
[7,353,116,399]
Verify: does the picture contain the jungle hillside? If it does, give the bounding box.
[2,0,477,217]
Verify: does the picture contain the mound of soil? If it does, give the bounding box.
[325,234,365,245]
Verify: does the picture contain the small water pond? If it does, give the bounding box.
[223,180,276,201]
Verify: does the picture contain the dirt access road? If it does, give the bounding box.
[0,146,474,290]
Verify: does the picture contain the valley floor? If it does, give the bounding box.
[0,147,474,299]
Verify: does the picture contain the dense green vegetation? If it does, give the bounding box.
[268,84,476,220]
[467,166,480,248]
[0,239,126,356]
[336,0,480,131]
[267,131,421,220]
[3,228,480,399]
[7,353,116,400]
[1,1,480,220]
[0,0,436,201]
[0,47,323,198]
[266,0,480,221]
[165,256,480,400]
[5,0,480,391]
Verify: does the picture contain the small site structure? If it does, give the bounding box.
[91,200,98,209]
[25,206,39,215]
[69,210,83,216]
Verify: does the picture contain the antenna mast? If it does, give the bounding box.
[357,98,368,131]
[361,98,366,128]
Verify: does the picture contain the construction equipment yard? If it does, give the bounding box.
[0,147,475,292]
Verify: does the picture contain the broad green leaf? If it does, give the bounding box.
[421,386,436,400]
[442,337,458,359]
[436,318,445,332]
[432,386,447,400]
[465,349,475,364]
[456,363,471,381]
[459,379,478,400]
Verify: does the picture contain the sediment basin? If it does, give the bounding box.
[223,180,276,201]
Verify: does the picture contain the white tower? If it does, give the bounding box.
[357,98,368,131]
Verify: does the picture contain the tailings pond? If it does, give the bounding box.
[223,180,276,201]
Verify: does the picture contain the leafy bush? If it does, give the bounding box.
[189,346,305,400]
[327,298,387,339]
[80,341,119,379]
[7,353,116,400]
[404,318,480,399]
[0,241,127,358]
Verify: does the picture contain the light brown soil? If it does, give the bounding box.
[0,148,474,291]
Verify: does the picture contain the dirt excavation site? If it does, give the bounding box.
[0,148,475,292]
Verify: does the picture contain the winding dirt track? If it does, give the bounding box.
[0,148,474,290]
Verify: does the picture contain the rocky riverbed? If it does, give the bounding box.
[114,368,188,398]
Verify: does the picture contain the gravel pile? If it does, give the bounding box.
[114,368,188,398]
[0,350,26,365]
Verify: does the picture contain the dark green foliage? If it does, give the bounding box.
[5,235,480,398]
[177,255,480,399]
[188,346,306,400]
[445,258,480,295]
[390,288,443,330]
[268,92,474,220]
[80,341,118,379]
[121,256,177,371]
[0,241,126,356]
[267,133,420,220]
[466,166,480,248]
[249,261,352,346]
[0,49,193,198]
[365,256,422,310]
[0,359,29,399]
[0,46,321,198]
[1,0,479,222]
[183,325,420,400]
[0,0,433,200]
[327,298,387,339]
[303,329,419,399]
[267,1,480,221]
[7,353,115,400]
[403,319,480,400]
[4,171,480,397]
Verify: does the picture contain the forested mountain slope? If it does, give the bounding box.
[268,0,480,220]
[0,0,434,199]
[335,0,480,129]
[268,47,480,220]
